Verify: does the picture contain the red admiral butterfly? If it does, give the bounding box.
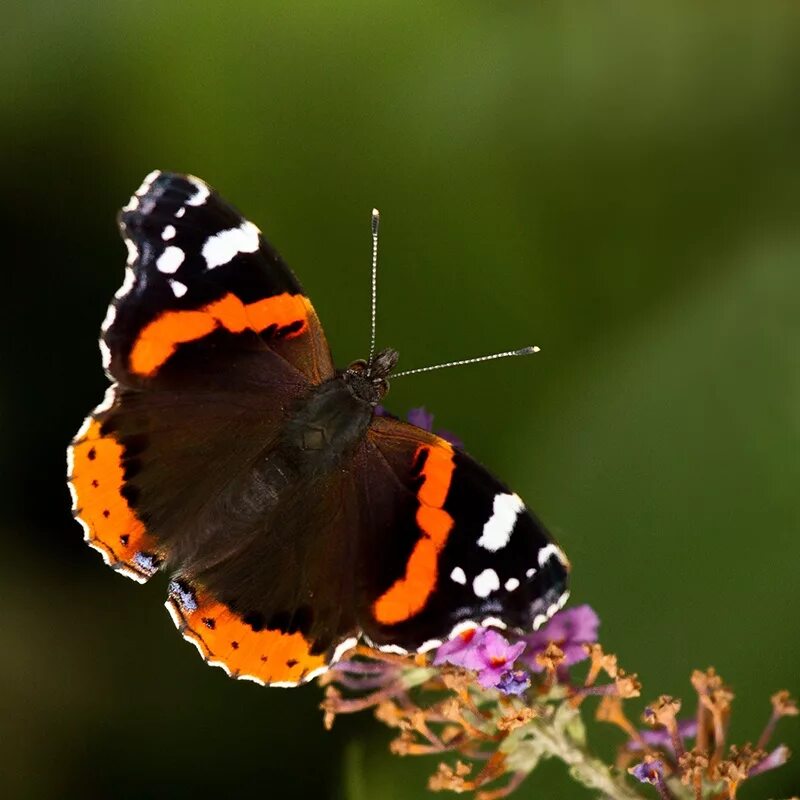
[67,171,570,687]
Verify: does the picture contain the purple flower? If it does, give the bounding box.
[521,605,599,671]
[628,756,664,786]
[375,405,463,448]
[627,719,698,753]
[433,626,489,671]
[406,407,434,431]
[435,628,526,689]
[629,757,666,785]
[497,669,531,696]
[476,631,527,688]
[749,745,790,777]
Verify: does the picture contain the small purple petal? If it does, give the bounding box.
[748,745,790,776]
[407,407,435,432]
[522,605,600,671]
[473,631,526,687]
[476,665,506,688]
[629,759,666,785]
[480,630,526,664]
[435,428,463,448]
[434,627,488,671]
[373,404,387,417]
[434,628,527,685]
[496,670,530,696]
[627,719,698,752]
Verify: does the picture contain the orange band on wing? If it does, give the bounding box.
[166,588,327,686]
[68,418,159,582]
[372,441,455,625]
[129,292,312,377]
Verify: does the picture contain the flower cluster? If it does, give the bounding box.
[321,410,796,799]
[322,613,795,800]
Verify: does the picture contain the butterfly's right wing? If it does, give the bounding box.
[357,415,570,652]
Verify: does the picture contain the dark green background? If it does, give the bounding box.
[2,2,798,798]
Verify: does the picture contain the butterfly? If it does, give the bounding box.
[67,171,570,687]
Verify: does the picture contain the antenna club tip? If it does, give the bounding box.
[519,345,541,355]
[372,208,380,218]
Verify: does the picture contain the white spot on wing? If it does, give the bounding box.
[332,636,358,663]
[186,176,210,206]
[115,268,136,300]
[417,639,443,653]
[164,599,182,629]
[175,207,186,218]
[533,613,549,630]
[121,195,139,213]
[206,658,233,677]
[202,221,260,269]
[303,665,329,683]
[115,564,149,585]
[538,543,569,569]
[156,246,185,274]
[99,339,112,370]
[448,620,478,639]
[450,566,467,585]
[74,416,92,442]
[94,385,117,415]
[169,279,188,298]
[237,673,266,686]
[124,238,138,265]
[124,170,160,211]
[137,170,161,195]
[481,617,506,630]
[472,568,500,599]
[477,493,524,552]
[377,643,408,656]
[526,567,536,578]
[100,304,116,332]
[162,224,177,241]
[505,577,520,592]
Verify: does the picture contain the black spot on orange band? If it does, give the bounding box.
[166,586,328,685]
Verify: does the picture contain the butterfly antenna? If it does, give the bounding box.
[367,208,380,366]
[392,346,540,378]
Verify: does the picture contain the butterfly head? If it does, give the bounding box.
[344,347,399,405]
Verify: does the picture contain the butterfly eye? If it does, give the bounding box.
[346,359,368,375]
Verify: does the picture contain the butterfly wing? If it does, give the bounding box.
[105,170,334,386]
[358,415,570,652]
[68,172,356,685]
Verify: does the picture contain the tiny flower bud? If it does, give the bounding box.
[771,690,798,718]
[429,761,472,792]
[615,669,642,699]
[534,642,565,674]
[678,748,709,786]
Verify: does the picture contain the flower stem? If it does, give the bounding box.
[529,717,644,800]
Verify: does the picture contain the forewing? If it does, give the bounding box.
[359,415,570,652]
[103,171,334,386]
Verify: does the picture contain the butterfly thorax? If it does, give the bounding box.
[278,348,398,473]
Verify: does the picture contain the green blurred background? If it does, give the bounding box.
[2,1,798,797]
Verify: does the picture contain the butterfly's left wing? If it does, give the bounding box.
[105,170,334,387]
[357,415,570,652]
[69,171,335,582]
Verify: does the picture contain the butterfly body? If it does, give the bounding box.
[67,171,569,686]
